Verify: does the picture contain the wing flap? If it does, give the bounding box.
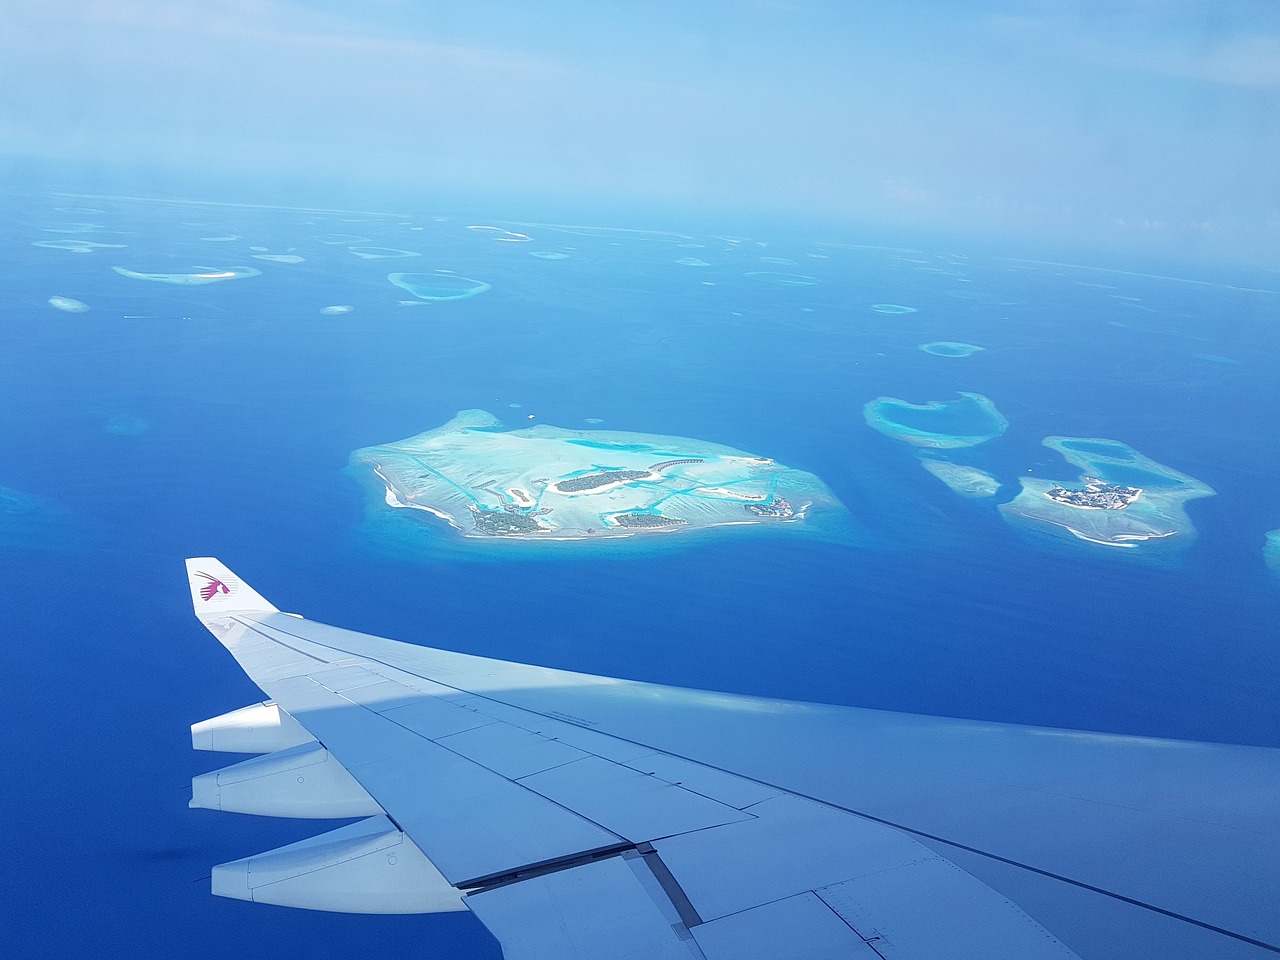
[655,794,1083,957]
[655,794,939,922]
[465,855,700,960]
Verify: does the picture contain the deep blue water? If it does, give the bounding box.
[2,185,1279,958]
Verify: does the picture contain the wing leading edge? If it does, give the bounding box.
[183,559,1280,959]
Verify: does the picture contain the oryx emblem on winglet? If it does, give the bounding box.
[195,571,231,602]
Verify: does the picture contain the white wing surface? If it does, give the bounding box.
[184,558,1280,959]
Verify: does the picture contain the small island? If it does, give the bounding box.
[350,410,845,544]
[1000,437,1214,553]
[1,484,76,550]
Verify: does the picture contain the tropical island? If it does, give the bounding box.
[1000,437,1214,552]
[350,410,844,543]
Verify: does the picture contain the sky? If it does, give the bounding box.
[2,0,1278,261]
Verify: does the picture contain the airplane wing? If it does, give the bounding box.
[183,558,1280,959]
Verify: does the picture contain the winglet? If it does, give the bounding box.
[185,558,279,619]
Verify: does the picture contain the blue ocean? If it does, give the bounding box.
[2,184,1278,958]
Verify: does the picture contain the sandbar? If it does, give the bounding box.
[468,226,532,242]
[351,409,844,542]
[919,459,1001,498]
[48,296,89,313]
[112,265,261,285]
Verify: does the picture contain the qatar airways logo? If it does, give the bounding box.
[195,571,233,602]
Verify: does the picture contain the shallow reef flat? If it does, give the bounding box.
[919,341,984,358]
[48,296,89,313]
[350,409,844,543]
[0,485,76,550]
[389,272,491,301]
[112,265,261,285]
[864,392,1007,448]
[744,271,817,286]
[919,458,1001,498]
[349,246,420,259]
[1266,530,1280,579]
[33,239,126,253]
[252,253,305,263]
[999,437,1215,553]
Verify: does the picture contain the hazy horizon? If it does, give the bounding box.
[3,0,1278,264]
